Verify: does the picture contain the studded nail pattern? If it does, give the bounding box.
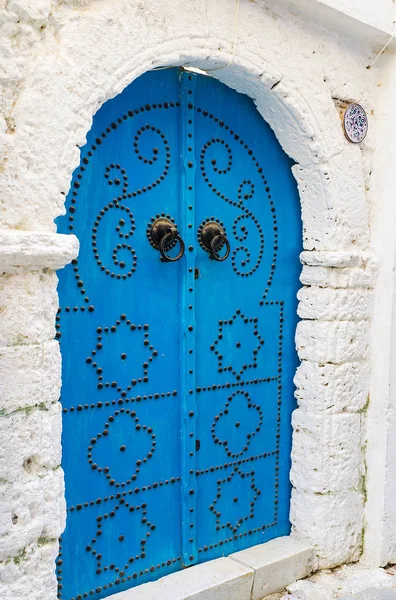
[56,68,302,600]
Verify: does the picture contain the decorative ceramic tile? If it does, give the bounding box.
[343,103,368,143]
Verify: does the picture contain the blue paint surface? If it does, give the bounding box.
[56,68,302,600]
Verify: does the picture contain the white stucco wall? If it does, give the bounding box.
[0,0,395,598]
[362,60,396,567]
[296,0,395,35]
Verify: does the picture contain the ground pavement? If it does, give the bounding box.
[265,565,396,600]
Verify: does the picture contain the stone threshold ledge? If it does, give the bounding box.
[112,537,315,600]
[0,230,79,273]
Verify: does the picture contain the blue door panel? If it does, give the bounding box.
[195,455,278,563]
[193,73,301,559]
[56,68,302,600]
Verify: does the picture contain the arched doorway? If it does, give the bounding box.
[56,67,302,600]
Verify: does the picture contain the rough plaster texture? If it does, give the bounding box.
[316,0,394,30]
[0,540,60,600]
[291,410,364,493]
[0,0,391,597]
[273,0,395,46]
[362,55,396,568]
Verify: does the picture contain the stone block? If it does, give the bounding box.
[0,271,58,346]
[0,230,79,274]
[0,470,65,561]
[296,320,369,363]
[290,488,363,568]
[113,557,254,600]
[255,89,317,170]
[229,536,315,599]
[0,403,62,481]
[0,341,61,413]
[300,251,367,268]
[293,150,369,252]
[299,264,375,289]
[290,410,363,493]
[294,361,369,414]
[297,287,372,321]
[0,540,59,600]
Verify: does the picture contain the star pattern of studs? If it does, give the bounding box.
[86,314,158,393]
[210,310,265,380]
[57,92,283,598]
[209,467,261,534]
[87,502,155,579]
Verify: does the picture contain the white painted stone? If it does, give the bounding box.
[0,540,59,600]
[310,0,394,35]
[300,264,375,289]
[0,341,61,413]
[0,231,79,273]
[300,251,371,268]
[284,0,394,41]
[0,0,372,242]
[293,149,369,251]
[229,536,316,599]
[294,361,369,414]
[362,59,396,568]
[290,410,363,493]
[296,320,369,363]
[290,489,363,568]
[297,287,372,321]
[112,557,254,600]
[0,271,58,346]
[0,469,65,561]
[0,403,62,481]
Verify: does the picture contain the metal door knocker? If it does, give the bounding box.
[198,219,231,262]
[147,216,185,262]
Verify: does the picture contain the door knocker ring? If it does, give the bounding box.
[209,233,231,262]
[198,219,231,262]
[159,229,185,263]
[147,216,185,263]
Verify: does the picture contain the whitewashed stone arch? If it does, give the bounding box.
[68,42,369,252]
[0,1,373,597]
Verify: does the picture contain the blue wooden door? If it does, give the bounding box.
[56,68,301,600]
